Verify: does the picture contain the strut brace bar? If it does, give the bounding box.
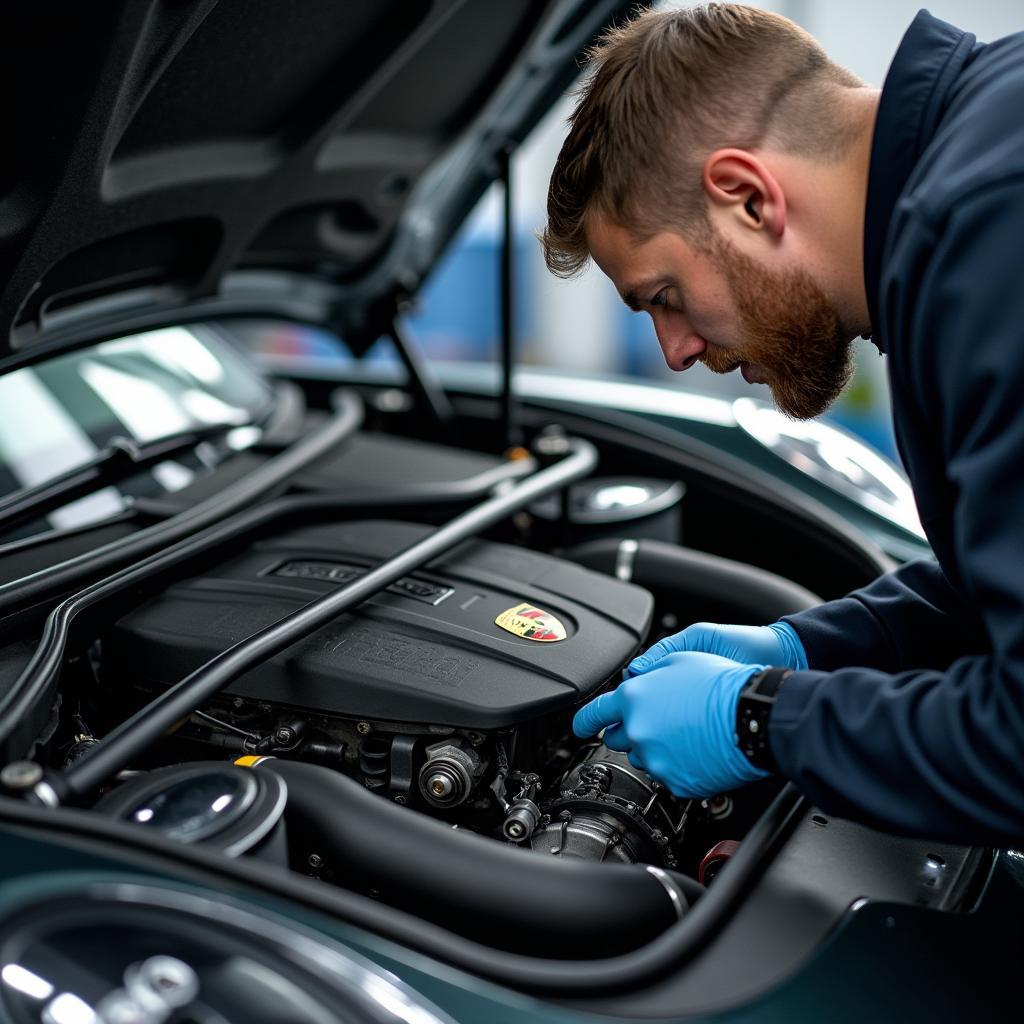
[33,435,596,803]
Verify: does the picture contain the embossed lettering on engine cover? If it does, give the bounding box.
[325,626,474,686]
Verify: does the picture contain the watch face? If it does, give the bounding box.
[737,672,786,772]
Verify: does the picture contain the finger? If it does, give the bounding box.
[627,636,681,675]
[627,751,648,771]
[601,723,631,752]
[572,690,624,738]
[628,624,709,675]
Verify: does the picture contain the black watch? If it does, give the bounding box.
[735,667,792,772]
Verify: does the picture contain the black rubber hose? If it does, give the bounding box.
[258,758,700,960]
[0,782,804,994]
[568,538,822,620]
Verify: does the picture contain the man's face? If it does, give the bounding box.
[586,217,854,419]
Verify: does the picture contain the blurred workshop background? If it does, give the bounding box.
[245,1,1022,463]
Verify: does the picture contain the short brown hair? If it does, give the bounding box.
[542,3,863,277]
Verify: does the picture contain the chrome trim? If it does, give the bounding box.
[645,865,687,920]
[223,775,288,858]
[32,782,59,808]
[615,539,638,582]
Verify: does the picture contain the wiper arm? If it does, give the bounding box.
[0,424,240,536]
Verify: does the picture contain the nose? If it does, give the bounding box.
[653,316,707,372]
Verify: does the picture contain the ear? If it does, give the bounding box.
[702,148,786,237]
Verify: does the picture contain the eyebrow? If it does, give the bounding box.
[619,280,661,312]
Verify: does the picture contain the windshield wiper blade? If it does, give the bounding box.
[0,424,240,536]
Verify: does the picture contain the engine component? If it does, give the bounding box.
[499,770,542,841]
[95,762,287,860]
[250,757,700,959]
[418,739,483,808]
[699,839,741,885]
[63,734,101,767]
[568,537,820,621]
[503,796,541,841]
[530,476,685,545]
[108,520,653,729]
[532,746,687,868]
[708,794,734,820]
[290,431,534,502]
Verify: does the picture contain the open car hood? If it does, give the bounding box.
[0,0,634,373]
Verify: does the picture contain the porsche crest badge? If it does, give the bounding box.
[495,603,567,642]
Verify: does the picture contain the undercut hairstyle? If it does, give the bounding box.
[542,3,864,277]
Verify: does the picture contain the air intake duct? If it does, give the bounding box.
[253,758,700,959]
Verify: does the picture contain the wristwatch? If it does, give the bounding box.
[735,667,792,772]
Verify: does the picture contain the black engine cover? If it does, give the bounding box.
[109,521,654,728]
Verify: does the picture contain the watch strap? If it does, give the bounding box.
[736,667,791,772]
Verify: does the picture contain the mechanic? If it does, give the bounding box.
[541,4,1024,843]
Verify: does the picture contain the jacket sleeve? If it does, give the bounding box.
[781,557,987,673]
[770,185,1024,843]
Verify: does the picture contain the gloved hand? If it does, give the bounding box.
[627,621,807,676]
[573,651,770,797]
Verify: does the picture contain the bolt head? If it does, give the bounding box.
[275,728,294,744]
[0,761,43,790]
[96,996,147,1024]
[356,722,372,735]
[308,853,323,868]
[534,432,571,456]
[428,774,454,798]
[394,794,407,805]
[135,956,198,1007]
[507,821,525,838]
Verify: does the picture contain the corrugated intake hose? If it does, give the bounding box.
[568,538,821,620]
[255,758,703,960]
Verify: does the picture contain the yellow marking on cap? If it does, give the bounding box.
[234,755,270,768]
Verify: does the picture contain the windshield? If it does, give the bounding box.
[0,326,273,537]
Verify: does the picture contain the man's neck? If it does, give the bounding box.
[824,88,881,338]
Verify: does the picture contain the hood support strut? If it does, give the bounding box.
[500,145,521,452]
[386,319,454,438]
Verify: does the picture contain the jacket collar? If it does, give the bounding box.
[863,10,977,348]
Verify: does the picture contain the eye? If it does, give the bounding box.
[649,288,668,308]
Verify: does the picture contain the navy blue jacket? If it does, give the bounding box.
[773,11,1024,844]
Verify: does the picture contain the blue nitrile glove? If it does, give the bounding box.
[573,651,771,797]
[627,621,807,676]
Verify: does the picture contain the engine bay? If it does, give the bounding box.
[85,514,761,942]
[0,407,985,987]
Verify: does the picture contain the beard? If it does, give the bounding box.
[697,232,854,420]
